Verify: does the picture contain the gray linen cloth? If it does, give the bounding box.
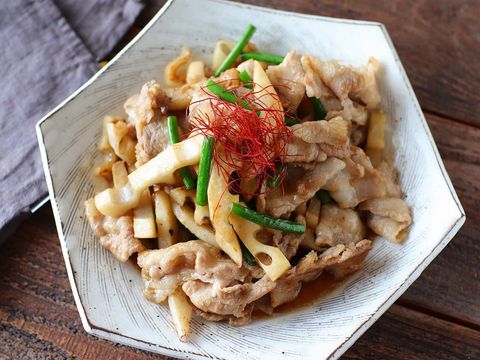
[54,0,144,60]
[0,0,144,242]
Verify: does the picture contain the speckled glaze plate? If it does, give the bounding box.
[36,0,465,359]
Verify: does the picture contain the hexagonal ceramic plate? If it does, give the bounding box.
[36,0,465,358]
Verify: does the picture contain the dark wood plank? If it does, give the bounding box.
[345,305,480,359]
[139,0,480,126]
[399,113,480,326]
[1,325,72,360]
[136,0,168,27]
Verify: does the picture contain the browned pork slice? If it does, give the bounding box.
[322,57,380,110]
[307,57,367,124]
[216,68,241,89]
[321,239,373,278]
[377,161,402,197]
[84,199,145,262]
[301,56,380,125]
[266,50,305,112]
[349,124,367,147]
[315,59,362,101]
[269,251,318,307]
[324,147,386,208]
[192,295,273,326]
[351,58,381,109]
[138,240,273,324]
[124,80,170,131]
[192,306,253,326]
[263,158,345,217]
[274,232,304,260]
[327,99,368,126]
[359,198,412,243]
[292,117,348,145]
[188,86,224,128]
[137,240,249,304]
[270,240,372,307]
[182,275,275,319]
[285,137,328,163]
[273,215,306,259]
[124,80,171,166]
[290,117,350,158]
[315,204,366,247]
[301,55,343,112]
[135,120,171,166]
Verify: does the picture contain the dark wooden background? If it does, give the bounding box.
[1,0,479,359]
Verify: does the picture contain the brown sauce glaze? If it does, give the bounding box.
[253,272,341,320]
[283,166,307,194]
[129,252,141,270]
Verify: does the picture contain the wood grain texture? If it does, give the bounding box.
[0,205,477,360]
[344,305,480,359]
[232,0,480,126]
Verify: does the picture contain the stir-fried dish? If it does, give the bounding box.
[85,24,412,341]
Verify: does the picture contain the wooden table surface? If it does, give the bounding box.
[1,0,479,359]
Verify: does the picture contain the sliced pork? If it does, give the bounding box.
[270,240,372,307]
[183,275,275,319]
[301,56,380,125]
[324,147,386,208]
[359,197,412,243]
[285,137,328,163]
[84,199,145,262]
[124,80,171,166]
[315,204,366,247]
[301,55,342,112]
[273,215,306,259]
[263,158,345,217]
[266,50,306,112]
[290,117,350,158]
[137,241,248,303]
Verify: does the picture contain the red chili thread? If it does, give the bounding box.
[188,80,292,196]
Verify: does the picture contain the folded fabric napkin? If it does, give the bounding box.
[54,0,145,60]
[0,0,144,243]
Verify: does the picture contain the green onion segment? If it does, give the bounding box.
[167,116,196,189]
[206,79,252,110]
[195,137,214,206]
[309,97,327,120]
[285,116,299,126]
[214,24,256,76]
[238,70,253,89]
[241,52,284,65]
[317,189,333,204]
[241,242,257,266]
[231,203,305,234]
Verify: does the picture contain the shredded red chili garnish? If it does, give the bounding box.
[189,80,292,195]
